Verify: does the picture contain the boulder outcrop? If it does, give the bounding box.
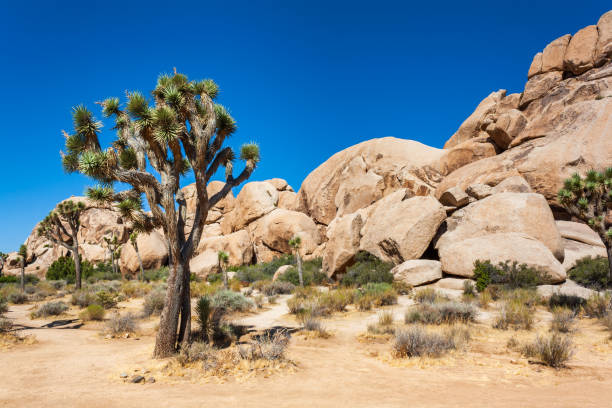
[390,260,442,286]
[119,230,169,276]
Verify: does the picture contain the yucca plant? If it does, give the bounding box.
[0,252,8,278]
[103,234,122,277]
[289,236,303,286]
[558,169,612,283]
[37,200,85,289]
[18,245,28,292]
[60,70,259,357]
[218,251,230,289]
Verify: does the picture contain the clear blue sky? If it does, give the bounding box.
[0,0,608,252]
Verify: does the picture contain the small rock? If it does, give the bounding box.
[146,377,156,384]
[131,375,145,384]
[439,187,470,207]
[124,333,130,339]
[119,373,128,379]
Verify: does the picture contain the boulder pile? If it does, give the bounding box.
[9,11,612,288]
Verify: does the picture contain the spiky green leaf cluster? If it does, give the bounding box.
[102,98,120,117]
[240,142,260,163]
[119,148,138,169]
[215,104,236,135]
[86,185,114,203]
[288,235,302,248]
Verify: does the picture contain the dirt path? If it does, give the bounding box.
[2,297,612,408]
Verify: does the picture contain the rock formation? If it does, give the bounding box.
[11,11,611,288]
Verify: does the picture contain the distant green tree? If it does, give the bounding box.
[130,232,145,281]
[18,245,28,292]
[558,169,612,283]
[103,234,122,277]
[0,252,8,277]
[288,236,303,287]
[38,200,86,289]
[218,251,229,289]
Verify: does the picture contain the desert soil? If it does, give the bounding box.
[2,295,612,408]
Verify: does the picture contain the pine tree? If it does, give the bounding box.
[558,168,612,282]
[60,70,258,357]
[38,200,86,289]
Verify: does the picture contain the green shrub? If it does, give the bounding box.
[210,290,253,312]
[177,341,217,366]
[358,282,397,307]
[548,293,586,312]
[463,280,477,297]
[521,333,573,368]
[120,281,152,298]
[0,317,12,332]
[0,299,8,315]
[143,290,166,317]
[46,256,95,283]
[95,291,118,309]
[0,275,18,284]
[81,304,105,321]
[234,255,294,283]
[473,260,550,291]
[206,273,223,283]
[405,301,477,325]
[144,266,169,282]
[601,312,612,337]
[31,301,69,318]
[568,256,609,290]
[340,251,393,287]
[71,290,96,308]
[392,327,456,358]
[279,258,328,286]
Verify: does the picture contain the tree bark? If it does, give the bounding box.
[177,261,192,350]
[297,252,303,287]
[20,261,25,292]
[223,265,228,289]
[606,242,612,285]
[74,252,82,290]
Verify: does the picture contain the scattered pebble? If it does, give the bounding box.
[131,375,145,383]
[146,377,156,384]
[119,373,128,379]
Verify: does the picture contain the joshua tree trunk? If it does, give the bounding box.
[296,252,303,287]
[20,260,25,292]
[223,265,228,289]
[605,241,612,284]
[136,249,144,281]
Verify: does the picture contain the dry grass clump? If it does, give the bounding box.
[142,289,166,317]
[71,290,96,308]
[79,304,105,321]
[190,281,222,298]
[260,281,295,296]
[367,311,396,335]
[238,330,290,361]
[299,315,330,338]
[106,312,138,335]
[405,302,477,325]
[171,332,295,380]
[30,301,68,319]
[520,333,574,368]
[583,293,611,318]
[120,281,152,298]
[392,326,468,358]
[550,307,575,333]
[8,292,28,305]
[600,312,612,338]
[413,288,448,304]
[493,289,540,330]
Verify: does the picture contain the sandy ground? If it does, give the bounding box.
[2,295,612,408]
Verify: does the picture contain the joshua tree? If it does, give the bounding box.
[558,168,612,282]
[289,236,303,286]
[103,234,122,277]
[61,70,259,357]
[38,200,86,289]
[130,231,145,281]
[18,245,27,292]
[218,250,229,289]
[0,252,8,277]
